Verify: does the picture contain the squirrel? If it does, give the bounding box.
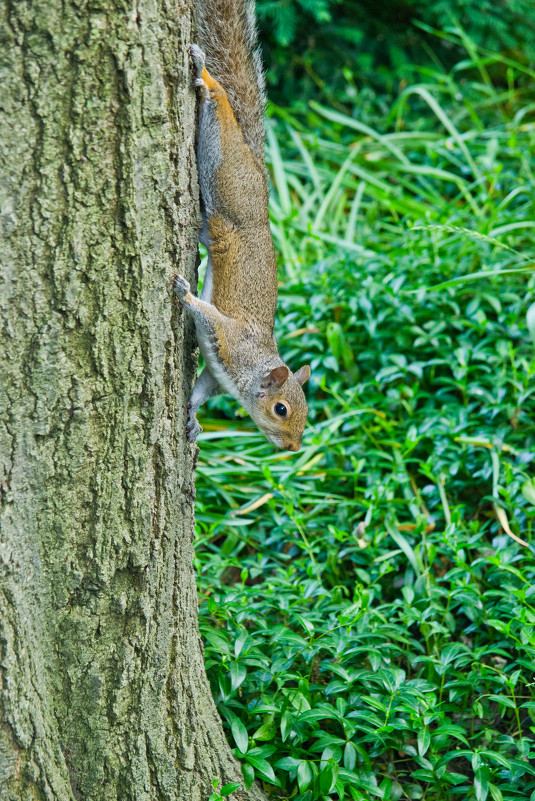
[173,0,311,452]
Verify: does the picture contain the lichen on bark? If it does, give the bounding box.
[0,1,265,798]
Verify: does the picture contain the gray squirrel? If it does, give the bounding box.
[174,0,310,451]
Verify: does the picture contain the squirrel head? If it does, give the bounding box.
[250,364,311,452]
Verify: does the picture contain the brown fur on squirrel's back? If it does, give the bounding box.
[197,0,266,164]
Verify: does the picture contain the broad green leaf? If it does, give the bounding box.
[230,717,248,754]
[475,768,489,801]
[418,728,431,756]
[275,756,301,770]
[221,783,241,797]
[321,744,342,766]
[251,722,275,741]
[320,760,339,794]
[280,710,293,742]
[234,630,249,657]
[229,662,246,691]
[344,741,357,771]
[245,755,278,785]
[297,760,313,792]
[488,694,516,709]
[241,762,254,791]
[521,478,535,507]
[489,784,503,801]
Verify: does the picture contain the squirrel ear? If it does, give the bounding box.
[294,365,311,386]
[262,365,290,388]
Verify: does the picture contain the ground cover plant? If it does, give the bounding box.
[195,34,535,800]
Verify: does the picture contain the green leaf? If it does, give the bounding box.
[475,768,489,801]
[418,728,431,756]
[338,769,383,796]
[489,784,503,801]
[280,710,293,742]
[297,760,314,792]
[321,744,342,766]
[299,707,340,723]
[252,722,275,741]
[230,717,248,754]
[295,612,315,636]
[488,694,516,709]
[204,631,231,655]
[509,758,535,776]
[480,751,511,768]
[385,518,421,573]
[434,725,470,746]
[245,755,278,785]
[234,630,249,658]
[275,756,301,770]
[522,478,535,507]
[242,762,254,791]
[229,662,246,691]
[282,690,311,712]
[344,741,357,771]
[221,783,241,796]
[320,760,339,793]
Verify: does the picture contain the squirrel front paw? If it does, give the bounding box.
[173,274,190,300]
[190,44,206,88]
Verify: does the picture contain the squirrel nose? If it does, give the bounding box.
[286,442,299,452]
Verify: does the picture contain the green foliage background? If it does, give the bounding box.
[199,9,535,801]
[257,0,535,105]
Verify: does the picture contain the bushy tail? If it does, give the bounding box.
[196,0,266,162]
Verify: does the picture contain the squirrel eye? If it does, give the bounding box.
[274,402,287,418]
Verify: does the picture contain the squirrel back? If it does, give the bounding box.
[197,0,266,164]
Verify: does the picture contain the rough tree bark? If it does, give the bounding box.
[0,1,265,799]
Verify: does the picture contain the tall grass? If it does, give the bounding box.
[198,37,535,801]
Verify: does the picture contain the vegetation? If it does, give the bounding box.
[257,0,535,106]
[195,27,535,801]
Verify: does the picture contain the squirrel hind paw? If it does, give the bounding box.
[173,274,190,299]
[186,417,203,443]
[186,402,202,442]
[189,44,206,79]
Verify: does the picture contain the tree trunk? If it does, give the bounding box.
[0,2,264,799]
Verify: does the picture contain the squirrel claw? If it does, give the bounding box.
[173,274,190,300]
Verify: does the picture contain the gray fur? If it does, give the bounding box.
[197,95,223,217]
